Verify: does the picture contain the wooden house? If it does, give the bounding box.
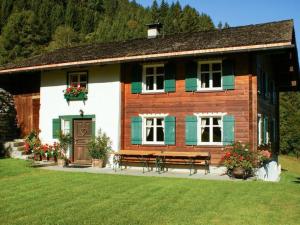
[0,20,298,166]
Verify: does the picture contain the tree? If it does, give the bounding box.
[217,21,223,29]
[151,0,160,23]
[280,92,300,157]
[0,10,44,64]
[47,25,79,51]
[223,22,230,28]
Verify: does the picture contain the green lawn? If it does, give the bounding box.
[0,157,299,225]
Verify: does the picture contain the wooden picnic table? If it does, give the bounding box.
[153,151,211,175]
[113,150,156,173]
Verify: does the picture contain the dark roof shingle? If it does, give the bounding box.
[0,19,294,71]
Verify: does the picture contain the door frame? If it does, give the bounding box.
[59,115,96,162]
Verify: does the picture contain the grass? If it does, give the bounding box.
[0,156,299,225]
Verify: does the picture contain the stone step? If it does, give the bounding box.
[13,141,25,147]
[14,146,25,152]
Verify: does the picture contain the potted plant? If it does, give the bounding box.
[24,131,40,156]
[88,129,112,168]
[222,142,258,179]
[51,142,59,163]
[57,132,72,167]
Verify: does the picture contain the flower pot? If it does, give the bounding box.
[57,159,67,167]
[92,159,104,168]
[232,167,246,179]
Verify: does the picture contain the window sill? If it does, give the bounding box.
[196,144,223,147]
[142,143,166,146]
[141,91,166,95]
[195,89,224,93]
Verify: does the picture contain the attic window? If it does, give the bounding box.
[68,72,88,88]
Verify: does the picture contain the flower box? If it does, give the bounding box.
[64,92,88,101]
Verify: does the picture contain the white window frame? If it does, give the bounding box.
[61,119,71,135]
[68,71,88,88]
[265,116,270,144]
[197,60,222,91]
[258,114,262,145]
[195,113,224,146]
[140,114,168,145]
[142,64,165,93]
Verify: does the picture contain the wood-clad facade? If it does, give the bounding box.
[120,53,280,165]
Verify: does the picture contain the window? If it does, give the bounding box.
[198,116,222,145]
[143,65,164,92]
[143,117,165,144]
[198,61,222,90]
[69,72,88,88]
[62,119,71,135]
[258,114,262,145]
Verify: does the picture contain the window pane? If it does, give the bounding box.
[80,74,87,82]
[201,64,209,72]
[146,127,154,141]
[212,63,221,71]
[70,75,78,86]
[201,118,210,126]
[213,127,221,142]
[156,75,164,90]
[156,118,163,126]
[212,72,221,87]
[146,119,153,126]
[146,76,154,90]
[201,127,210,142]
[156,67,164,74]
[80,82,87,88]
[146,67,154,75]
[156,127,164,142]
[213,118,221,125]
[201,73,209,88]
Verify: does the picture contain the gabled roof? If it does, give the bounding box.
[0,19,296,73]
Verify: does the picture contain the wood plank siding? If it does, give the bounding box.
[13,93,40,137]
[121,54,258,165]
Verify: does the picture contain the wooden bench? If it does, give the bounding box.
[154,152,211,175]
[113,150,211,175]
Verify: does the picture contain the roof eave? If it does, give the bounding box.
[0,41,293,74]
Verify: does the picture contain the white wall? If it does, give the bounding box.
[39,64,121,151]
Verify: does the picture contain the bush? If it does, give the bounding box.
[88,129,112,160]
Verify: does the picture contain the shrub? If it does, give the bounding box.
[88,129,112,160]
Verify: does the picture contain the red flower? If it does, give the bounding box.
[225,152,231,157]
[239,156,243,161]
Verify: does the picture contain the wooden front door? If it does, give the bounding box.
[73,119,92,164]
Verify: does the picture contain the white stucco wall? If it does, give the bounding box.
[39,64,121,151]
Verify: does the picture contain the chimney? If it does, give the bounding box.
[146,22,163,38]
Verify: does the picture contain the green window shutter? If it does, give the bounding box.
[165,116,176,145]
[185,62,198,92]
[52,118,61,139]
[131,64,142,94]
[223,115,235,145]
[222,60,235,90]
[164,63,176,92]
[131,117,142,144]
[185,115,197,145]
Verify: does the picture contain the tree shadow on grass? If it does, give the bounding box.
[292,177,300,184]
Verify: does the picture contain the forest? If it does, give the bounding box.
[0,0,299,156]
